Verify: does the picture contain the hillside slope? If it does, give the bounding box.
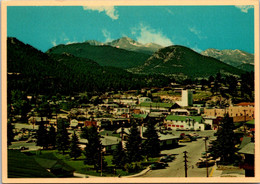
[46,42,150,69]
[131,45,244,78]
[7,37,170,95]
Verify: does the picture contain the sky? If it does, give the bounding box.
[7,5,255,53]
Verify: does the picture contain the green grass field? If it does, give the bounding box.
[193,90,212,101]
[8,150,55,178]
[9,149,160,177]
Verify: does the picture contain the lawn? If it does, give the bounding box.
[8,150,56,178]
[25,149,159,177]
[193,90,212,101]
[153,90,181,97]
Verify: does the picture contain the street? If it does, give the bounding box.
[142,130,215,177]
[8,141,41,151]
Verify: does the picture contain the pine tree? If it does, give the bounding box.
[7,121,15,146]
[83,126,107,172]
[69,131,82,160]
[56,118,70,154]
[36,122,48,149]
[48,125,56,148]
[125,121,143,163]
[209,114,237,164]
[143,120,160,160]
[112,141,126,168]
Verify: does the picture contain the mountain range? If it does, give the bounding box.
[8,36,250,95]
[201,48,254,72]
[7,37,170,95]
[129,45,244,78]
[83,37,163,55]
[106,37,163,55]
[47,41,150,69]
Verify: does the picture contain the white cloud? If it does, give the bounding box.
[235,5,254,13]
[83,6,119,20]
[50,34,78,46]
[102,29,112,42]
[189,26,207,40]
[51,39,57,46]
[65,41,77,45]
[191,45,202,53]
[132,24,173,46]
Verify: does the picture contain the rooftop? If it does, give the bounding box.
[132,114,148,119]
[138,102,176,108]
[158,133,179,141]
[165,115,203,122]
[238,142,255,155]
[246,119,255,125]
[235,102,254,107]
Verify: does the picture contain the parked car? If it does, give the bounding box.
[150,162,166,170]
[160,155,173,162]
[189,132,199,137]
[196,160,215,168]
[166,154,175,160]
[160,162,169,167]
[186,135,197,141]
[179,137,191,143]
[20,146,29,150]
[201,152,211,158]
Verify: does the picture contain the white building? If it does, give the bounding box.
[176,89,193,107]
[164,115,205,131]
[138,97,152,104]
[113,107,130,115]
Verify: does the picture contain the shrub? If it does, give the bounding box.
[124,162,143,173]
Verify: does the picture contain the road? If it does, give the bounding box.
[142,130,215,177]
[8,141,42,151]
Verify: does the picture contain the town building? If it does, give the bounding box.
[136,102,180,114]
[176,89,193,107]
[138,97,152,104]
[238,142,255,177]
[203,104,254,122]
[113,107,130,115]
[171,108,198,116]
[164,115,205,131]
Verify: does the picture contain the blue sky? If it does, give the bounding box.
[7,5,255,53]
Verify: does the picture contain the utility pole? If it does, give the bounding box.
[183,151,188,177]
[100,149,103,176]
[204,137,209,177]
[243,109,247,134]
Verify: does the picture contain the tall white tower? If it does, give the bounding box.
[182,89,193,107]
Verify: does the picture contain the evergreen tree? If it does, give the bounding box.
[36,122,48,149]
[48,125,56,148]
[142,120,160,160]
[209,114,237,164]
[69,131,82,160]
[226,75,238,96]
[51,96,60,123]
[83,126,107,172]
[7,121,15,146]
[112,141,126,168]
[80,127,89,139]
[56,118,70,154]
[10,90,31,121]
[125,121,143,163]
